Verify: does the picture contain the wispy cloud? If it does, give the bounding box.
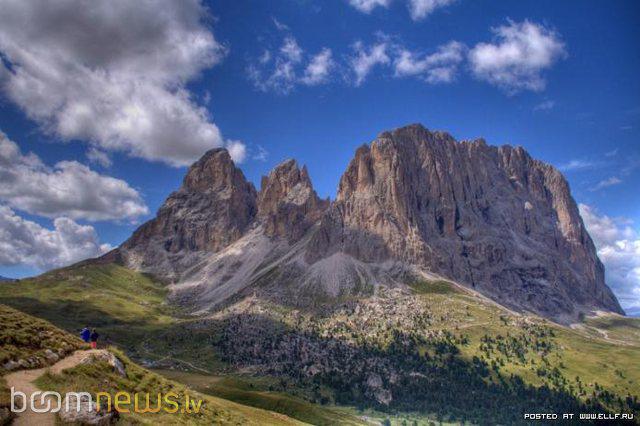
[533,100,555,112]
[86,147,112,168]
[590,176,622,192]
[346,0,454,20]
[407,0,455,21]
[248,34,334,93]
[349,41,391,86]
[249,19,567,96]
[301,48,335,85]
[558,159,597,172]
[393,41,465,83]
[252,145,269,162]
[272,17,289,31]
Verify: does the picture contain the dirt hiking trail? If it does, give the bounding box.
[4,349,107,426]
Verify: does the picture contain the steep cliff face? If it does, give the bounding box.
[117,124,623,322]
[258,159,329,242]
[307,124,622,320]
[120,148,258,279]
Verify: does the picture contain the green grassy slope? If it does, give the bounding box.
[0,263,224,369]
[408,280,640,417]
[0,303,304,425]
[0,264,366,425]
[35,347,305,425]
[0,264,176,348]
[1,264,639,424]
[205,279,640,423]
[0,303,86,413]
[0,304,86,373]
[410,280,640,397]
[156,370,366,426]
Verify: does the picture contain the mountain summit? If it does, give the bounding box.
[117,124,622,323]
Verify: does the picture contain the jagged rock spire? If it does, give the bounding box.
[258,159,329,242]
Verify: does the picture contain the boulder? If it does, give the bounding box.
[2,360,19,371]
[80,352,126,377]
[59,394,117,425]
[44,349,59,363]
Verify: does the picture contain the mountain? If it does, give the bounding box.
[118,123,622,323]
[0,276,14,282]
[120,148,258,281]
[1,125,638,424]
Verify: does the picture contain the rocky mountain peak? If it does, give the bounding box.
[310,123,622,321]
[117,124,623,322]
[258,159,329,241]
[182,148,250,194]
[120,148,257,279]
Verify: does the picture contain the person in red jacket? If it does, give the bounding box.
[90,329,99,349]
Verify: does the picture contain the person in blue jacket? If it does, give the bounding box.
[80,326,91,343]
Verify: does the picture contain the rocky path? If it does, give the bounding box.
[4,349,106,426]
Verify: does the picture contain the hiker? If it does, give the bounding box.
[90,329,99,349]
[80,326,91,343]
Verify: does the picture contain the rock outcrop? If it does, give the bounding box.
[120,148,258,279]
[79,352,126,377]
[258,159,329,242]
[118,124,623,322]
[59,393,118,425]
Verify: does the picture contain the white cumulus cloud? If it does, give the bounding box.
[579,204,640,312]
[407,0,455,21]
[347,0,453,19]
[0,0,246,166]
[394,41,465,83]
[469,20,566,93]
[226,140,247,164]
[347,0,391,13]
[0,205,112,270]
[0,131,148,221]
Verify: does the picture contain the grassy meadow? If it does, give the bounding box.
[1,263,639,424]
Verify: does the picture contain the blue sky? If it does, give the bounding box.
[0,0,638,312]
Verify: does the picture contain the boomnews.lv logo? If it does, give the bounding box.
[11,388,204,414]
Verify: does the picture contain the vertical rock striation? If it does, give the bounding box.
[258,159,329,242]
[306,124,622,320]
